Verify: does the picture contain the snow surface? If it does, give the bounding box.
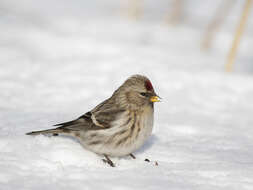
[1,0,253,189]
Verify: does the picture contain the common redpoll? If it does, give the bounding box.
[26,75,160,167]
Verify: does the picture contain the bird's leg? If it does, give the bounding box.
[102,155,115,167]
[129,153,136,159]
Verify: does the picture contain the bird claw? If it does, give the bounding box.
[102,155,115,167]
[102,159,115,167]
[129,153,136,159]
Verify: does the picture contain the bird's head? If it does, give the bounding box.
[113,75,160,110]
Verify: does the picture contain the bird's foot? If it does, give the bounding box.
[102,155,115,167]
[129,153,136,159]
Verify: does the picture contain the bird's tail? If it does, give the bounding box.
[26,127,68,136]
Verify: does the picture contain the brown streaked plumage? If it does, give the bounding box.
[26,74,160,167]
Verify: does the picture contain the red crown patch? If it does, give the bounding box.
[145,80,153,91]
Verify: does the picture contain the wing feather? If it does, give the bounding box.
[54,97,126,132]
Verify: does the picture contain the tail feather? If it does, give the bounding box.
[26,128,68,136]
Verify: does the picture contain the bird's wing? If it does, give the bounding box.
[54,111,92,127]
[90,98,126,129]
[53,111,99,131]
[27,112,101,136]
[54,98,125,131]
[90,108,126,128]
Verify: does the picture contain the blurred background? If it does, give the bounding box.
[1,0,252,111]
[1,0,253,129]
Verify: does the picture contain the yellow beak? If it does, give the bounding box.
[150,96,161,102]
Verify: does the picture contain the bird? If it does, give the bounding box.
[26,74,160,167]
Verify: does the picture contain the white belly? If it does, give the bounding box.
[81,106,154,157]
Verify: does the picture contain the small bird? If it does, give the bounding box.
[26,75,160,167]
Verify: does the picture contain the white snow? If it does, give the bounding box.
[1,0,253,189]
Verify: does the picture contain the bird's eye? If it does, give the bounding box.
[140,92,148,97]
